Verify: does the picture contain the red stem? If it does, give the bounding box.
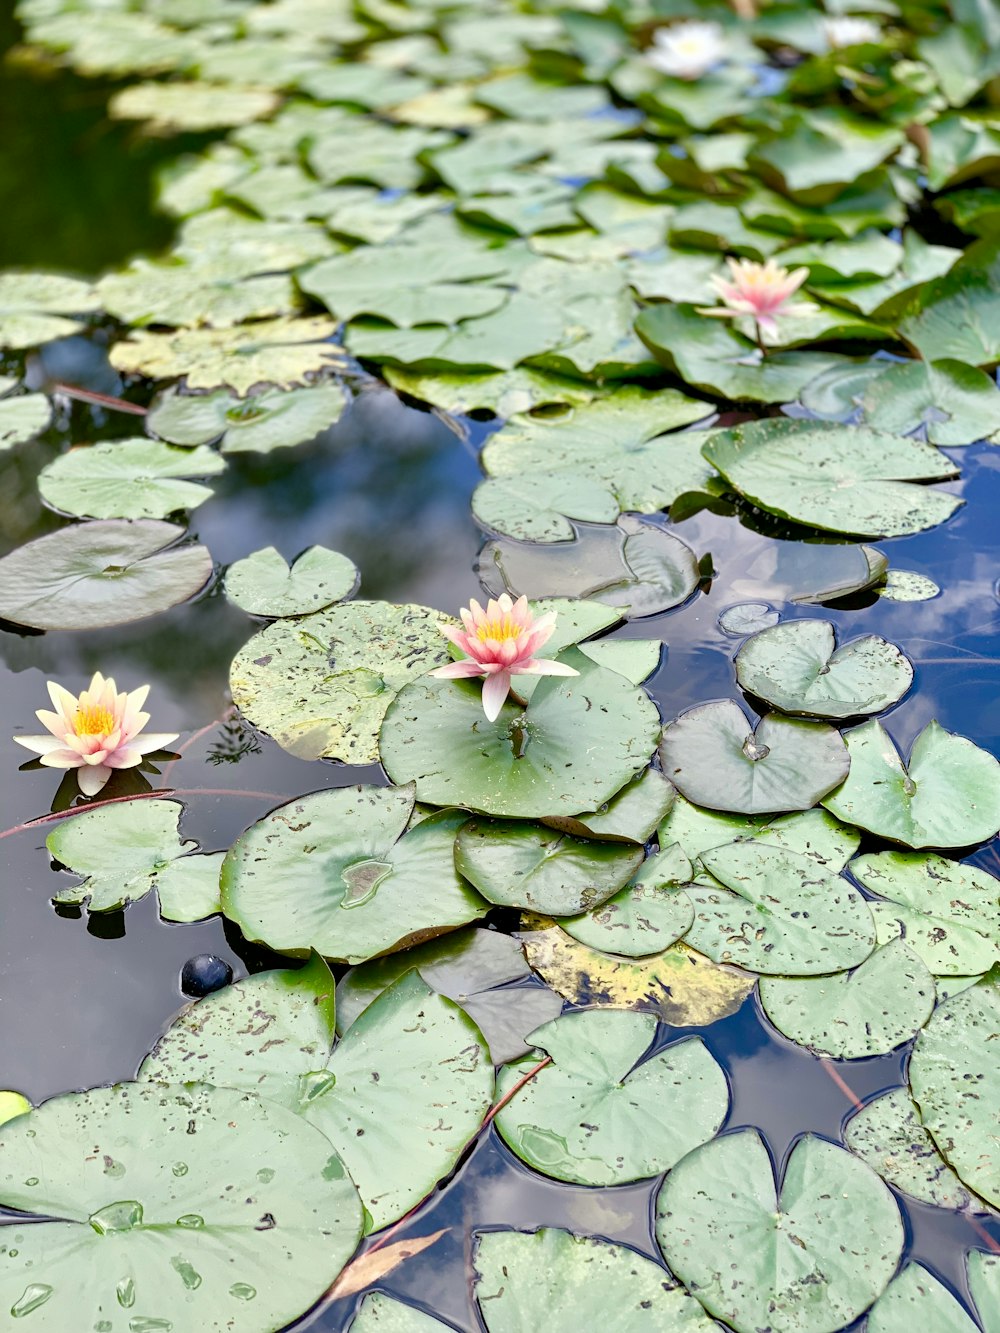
[52,383,148,416]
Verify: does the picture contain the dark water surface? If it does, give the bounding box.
[0,14,998,1333]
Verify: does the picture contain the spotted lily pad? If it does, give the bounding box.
[148,383,349,453]
[560,844,695,958]
[220,786,487,963]
[655,1131,904,1333]
[225,545,358,617]
[140,958,493,1232]
[494,1010,728,1186]
[542,768,674,844]
[658,700,850,814]
[38,439,226,520]
[822,720,1000,848]
[351,1293,456,1331]
[866,1264,982,1333]
[844,1088,973,1210]
[0,1081,363,1332]
[734,619,913,719]
[0,520,213,631]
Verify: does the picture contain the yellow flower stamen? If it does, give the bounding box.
[74,704,114,736]
[476,616,521,643]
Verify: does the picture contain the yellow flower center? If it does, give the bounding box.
[476,616,522,644]
[74,704,115,736]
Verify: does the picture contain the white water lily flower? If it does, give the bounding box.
[823,15,881,48]
[646,20,728,80]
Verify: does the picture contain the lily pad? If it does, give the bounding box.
[844,1087,973,1210]
[560,844,695,958]
[542,767,674,844]
[0,271,100,349]
[220,786,487,963]
[109,80,281,131]
[0,520,213,631]
[822,720,1000,849]
[379,650,661,819]
[702,419,962,538]
[718,603,780,636]
[225,545,359,617]
[860,359,1000,446]
[867,1264,981,1333]
[351,1293,456,1332]
[494,1010,728,1186]
[659,800,860,877]
[575,639,662,685]
[471,474,620,543]
[655,1131,904,1333]
[898,240,1000,368]
[849,851,1000,976]
[229,599,453,764]
[38,439,226,520]
[759,939,935,1057]
[909,969,1000,1207]
[878,571,940,602]
[0,1081,363,1332]
[473,1228,719,1333]
[454,819,643,915]
[0,391,52,449]
[148,383,349,453]
[658,700,850,814]
[734,619,913,719]
[96,262,300,329]
[140,959,493,1233]
[47,798,222,920]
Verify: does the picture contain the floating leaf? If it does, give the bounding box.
[0,271,99,349]
[898,239,1000,368]
[225,545,358,617]
[659,700,850,814]
[220,787,487,963]
[230,600,452,764]
[844,1088,973,1210]
[734,619,912,719]
[703,419,961,538]
[495,1010,727,1186]
[878,571,940,602]
[575,639,661,685]
[473,1228,718,1332]
[0,520,213,630]
[560,845,694,959]
[0,391,52,449]
[726,541,889,606]
[472,474,619,543]
[541,767,674,844]
[659,800,860,876]
[383,365,601,417]
[379,651,661,819]
[823,720,1000,849]
[718,603,780,637]
[909,969,1000,1207]
[866,1264,981,1333]
[0,1082,363,1332]
[38,439,226,520]
[860,358,1000,446]
[350,1291,456,1331]
[110,80,281,131]
[656,1131,904,1333]
[759,940,935,1057]
[96,262,300,329]
[148,382,349,453]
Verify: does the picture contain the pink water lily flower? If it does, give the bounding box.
[14,672,178,797]
[430,594,578,722]
[698,257,813,338]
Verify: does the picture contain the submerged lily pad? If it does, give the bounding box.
[734,619,912,719]
[658,699,850,814]
[823,720,1000,848]
[494,1010,728,1186]
[0,1081,363,1332]
[38,439,226,520]
[656,1131,904,1333]
[844,1087,973,1210]
[0,520,213,630]
[148,383,349,453]
[225,545,359,617]
[380,650,661,819]
[140,959,493,1232]
[220,786,487,963]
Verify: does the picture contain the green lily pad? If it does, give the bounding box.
[148,383,349,453]
[220,786,487,963]
[718,603,780,636]
[471,473,620,543]
[225,545,358,617]
[0,391,52,449]
[849,851,1000,976]
[140,960,493,1233]
[494,1010,728,1186]
[898,239,1000,368]
[575,639,662,685]
[0,271,100,349]
[379,650,661,819]
[38,439,226,520]
[909,969,1000,1207]
[96,262,300,329]
[844,1087,973,1210]
[659,700,850,814]
[47,798,222,920]
[759,939,935,1057]
[560,844,695,957]
[822,720,1000,849]
[702,419,962,538]
[351,1293,456,1331]
[748,110,905,206]
[655,1131,904,1333]
[659,801,860,877]
[869,1264,984,1333]
[687,842,876,975]
[734,619,913,719]
[109,80,281,131]
[473,1228,719,1332]
[229,599,453,764]
[969,1251,1000,1328]
[860,359,1000,446]
[454,819,643,915]
[878,571,941,602]
[0,519,213,631]
[0,1081,363,1332]
[541,767,674,843]
[383,365,601,417]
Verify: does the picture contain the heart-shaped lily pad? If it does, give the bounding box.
[734,619,913,719]
[822,720,1000,848]
[655,1131,904,1333]
[140,956,494,1232]
[0,520,213,630]
[0,1081,363,1332]
[148,383,349,453]
[844,1088,973,1210]
[560,844,695,957]
[220,786,487,963]
[379,651,662,818]
[658,699,850,814]
[225,545,359,617]
[38,439,226,520]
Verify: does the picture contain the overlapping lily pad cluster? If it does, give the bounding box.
[2,0,1000,1327]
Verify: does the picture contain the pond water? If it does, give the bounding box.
[0,2,999,1331]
